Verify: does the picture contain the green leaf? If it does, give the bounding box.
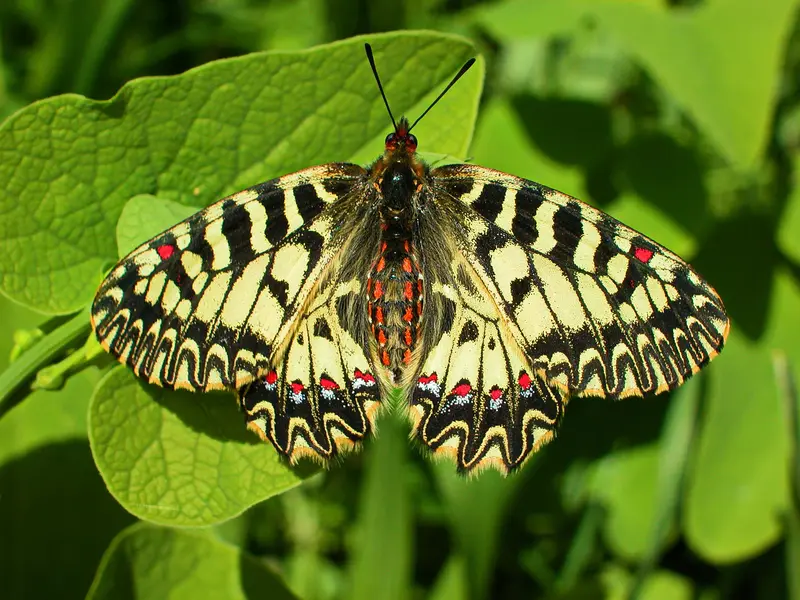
[88,367,305,526]
[774,351,800,600]
[600,565,693,600]
[86,522,298,600]
[632,378,701,590]
[470,96,586,197]
[0,368,97,467]
[428,556,468,600]
[604,194,696,259]
[433,458,523,600]
[589,444,661,561]
[778,159,800,264]
[0,358,134,599]
[595,0,795,169]
[471,0,796,168]
[348,409,413,600]
[0,31,482,314]
[684,270,800,562]
[116,194,199,258]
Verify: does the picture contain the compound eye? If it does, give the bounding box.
[407,133,418,148]
[385,133,395,145]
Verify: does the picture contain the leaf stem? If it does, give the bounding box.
[0,306,90,418]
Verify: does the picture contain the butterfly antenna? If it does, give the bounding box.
[365,43,398,131]
[408,57,476,133]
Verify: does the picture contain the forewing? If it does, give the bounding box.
[431,164,729,398]
[91,163,366,391]
[239,278,382,461]
[410,257,564,473]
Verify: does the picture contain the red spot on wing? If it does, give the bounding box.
[265,370,278,385]
[290,382,304,395]
[489,387,503,400]
[354,369,376,383]
[320,377,339,390]
[518,372,532,389]
[419,373,438,384]
[381,350,391,366]
[402,306,413,322]
[403,327,413,346]
[375,306,384,324]
[452,383,472,397]
[373,281,384,300]
[403,281,413,300]
[377,329,387,345]
[402,257,412,273]
[376,257,386,272]
[634,247,654,263]
[403,349,412,364]
[156,244,175,260]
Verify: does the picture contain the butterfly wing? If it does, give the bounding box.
[431,164,729,399]
[410,255,564,473]
[239,276,382,461]
[91,163,367,392]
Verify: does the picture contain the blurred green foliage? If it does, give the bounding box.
[1,1,800,599]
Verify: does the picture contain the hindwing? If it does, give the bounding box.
[431,164,729,399]
[91,163,366,392]
[239,277,382,461]
[410,256,564,472]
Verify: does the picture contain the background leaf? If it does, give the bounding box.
[89,367,304,526]
[472,0,798,168]
[0,298,132,600]
[116,195,199,257]
[86,523,298,600]
[348,409,413,600]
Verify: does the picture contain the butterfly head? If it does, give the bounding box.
[365,43,474,159]
[384,117,418,154]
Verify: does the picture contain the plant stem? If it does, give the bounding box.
[0,307,90,418]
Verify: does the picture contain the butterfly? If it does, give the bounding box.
[91,44,729,473]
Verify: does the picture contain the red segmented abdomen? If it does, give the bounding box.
[367,230,423,378]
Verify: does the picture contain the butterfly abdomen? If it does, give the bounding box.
[367,206,424,381]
